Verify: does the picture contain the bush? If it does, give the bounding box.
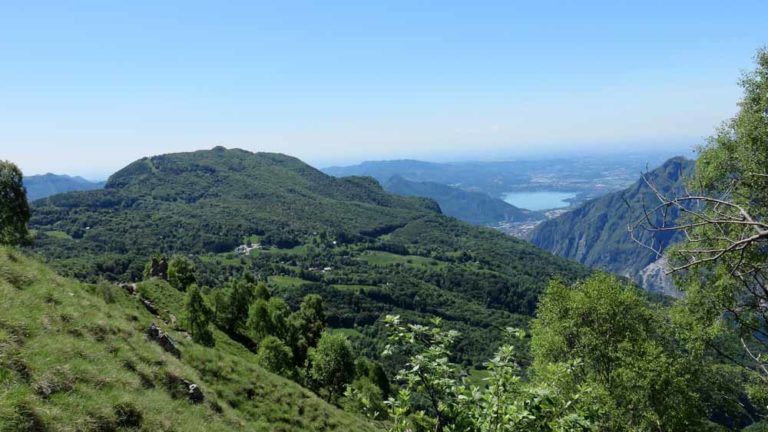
[308,332,355,402]
[256,336,295,379]
[168,256,196,291]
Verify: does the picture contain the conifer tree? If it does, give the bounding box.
[185,284,214,346]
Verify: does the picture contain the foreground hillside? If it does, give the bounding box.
[0,247,380,431]
[529,157,694,294]
[28,147,589,366]
[384,175,541,225]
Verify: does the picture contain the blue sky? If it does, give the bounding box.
[1,1,766,178]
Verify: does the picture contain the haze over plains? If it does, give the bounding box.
[2,1,767,178]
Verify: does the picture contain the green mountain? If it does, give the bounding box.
[383,175,542,225]
[29,147,589,365]
[0,246,380,431]
[529,157,694,295]
[23,173,104,201]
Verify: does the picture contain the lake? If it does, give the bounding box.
[502,191,577,211]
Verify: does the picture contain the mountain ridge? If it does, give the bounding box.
[383,175,542,225]
[23,173,105,201]
[529,156,694,294]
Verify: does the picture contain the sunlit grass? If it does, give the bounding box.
[0,247,380,431]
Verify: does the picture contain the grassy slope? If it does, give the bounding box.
[0,247,380,432]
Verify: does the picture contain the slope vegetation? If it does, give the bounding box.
[0,247,380,431]
[28,147,589,365]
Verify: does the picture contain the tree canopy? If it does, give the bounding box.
[0,160,30,246]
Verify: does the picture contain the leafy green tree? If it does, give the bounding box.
[382,315,470,431]
[382,315,592,432]
[308,332,355,402]
[286,294,327,367]
[221,274,256,334]
[285,313,311,368]
[531,274,717,431]
[355,357,391,399]
[208,287,228,323]
[254,282,271,301]
[267,297,291,340]
[628,48,768,414]
[297,294,326,347]
[0,161,30,246]
[256,335,295,379]
[248,299,272,342]
[669,50,768,388]
[184,284,214,346]
[344,377,388,420]
[168,256,196,291]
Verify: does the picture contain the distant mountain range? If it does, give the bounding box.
[24,173,104,201]
[529,157,694,295]
[383,175,542,225]
[323,154,676,199]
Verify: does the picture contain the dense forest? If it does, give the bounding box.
[1,48,767,431]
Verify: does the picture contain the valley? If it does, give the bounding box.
[25,148,589,369]
[501,190,578,211]
[2,4,766,429]
[326,152,686,240]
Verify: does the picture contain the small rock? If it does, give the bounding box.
[187,382,204,403]
[141,299,158,315]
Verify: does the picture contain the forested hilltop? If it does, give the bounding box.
[28,147,589,367]
[530,156,694,295]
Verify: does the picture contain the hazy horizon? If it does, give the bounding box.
[2,1,766,178]
[16,144,696,182]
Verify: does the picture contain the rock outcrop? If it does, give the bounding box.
[147,257,169,280]
[146,323,181,358]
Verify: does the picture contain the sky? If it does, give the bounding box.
[1,1,767,179]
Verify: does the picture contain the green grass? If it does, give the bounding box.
[43,230,73,240]
[358,251,442,268]
[332,284,379,293]
[244,235,263,244]
[268,275,311,289]
[0,247,381,431]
